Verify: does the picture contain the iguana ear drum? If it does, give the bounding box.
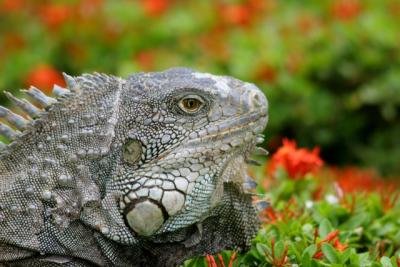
[123,139,142,165]
[123,198,168,236]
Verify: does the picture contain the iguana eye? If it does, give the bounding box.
[178,95,204,114]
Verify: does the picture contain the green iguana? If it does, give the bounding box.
[0,68,268,266]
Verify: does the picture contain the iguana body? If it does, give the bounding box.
[0,68,268,266]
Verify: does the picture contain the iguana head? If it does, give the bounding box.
[114,68,268,236]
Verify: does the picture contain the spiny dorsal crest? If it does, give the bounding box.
[0,72,116,153]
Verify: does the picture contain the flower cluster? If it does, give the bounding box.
[333,167,396,194]
[267,139,323,179]
[313,229,347,259]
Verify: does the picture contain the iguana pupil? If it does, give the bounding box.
[183,99,199,110]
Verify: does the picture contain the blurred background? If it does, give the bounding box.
[0,0,399,175]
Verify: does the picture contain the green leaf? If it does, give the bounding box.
[302,244,317,258]
[358,252,372,267]
[341,213,368,230]
[391,257,400,267]
[274,240,286,260]
[339,248,352,264]
[319,218,334,239]
[322,243,340,264]
[301,253,312,267]
[289,242,301,261]
[302,223,315,237]
[256,243,270,258]
[301,244,317,266]
[311,259,325,267]
[380,256,393,267]
[349,251,360,266]
[183,257,206,267]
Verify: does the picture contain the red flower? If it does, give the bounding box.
[285,52,304,74]
[260,198,300,224]
[261,239,290,266]
[141,0,170,17]
[333,238,347,252]
[389,1,400,16]
[297,13,320,34]
[206,254,218,267]
[220,4,252,27]
[199,26,230,62]
[74,0,104,18]
[0,0,25,12]
[313,251,324,259]
[205,252,237,267]
[247,0,269,12]
[313,230,348,259]
[268,139,323,179]
[77,0,103,17]
[255,64,277,83]
[25,64,66,94]
[331,0,362,21]
[3,33,25,51]
[134,50,155,71]
[228,251,237,267]
[218,0,273,28]
[333,167,399,212]
[320,230,340,244]
[262,206,279,223]
[334,167,385,193]
[39,3,72,29]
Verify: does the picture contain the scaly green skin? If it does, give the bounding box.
[0,68,268,266]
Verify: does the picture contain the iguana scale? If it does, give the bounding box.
[0,68,268,266]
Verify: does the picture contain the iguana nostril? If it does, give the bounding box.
[251,91,264,108]
[253,93,260,105]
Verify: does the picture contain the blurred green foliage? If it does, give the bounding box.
[0,0,399,174]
